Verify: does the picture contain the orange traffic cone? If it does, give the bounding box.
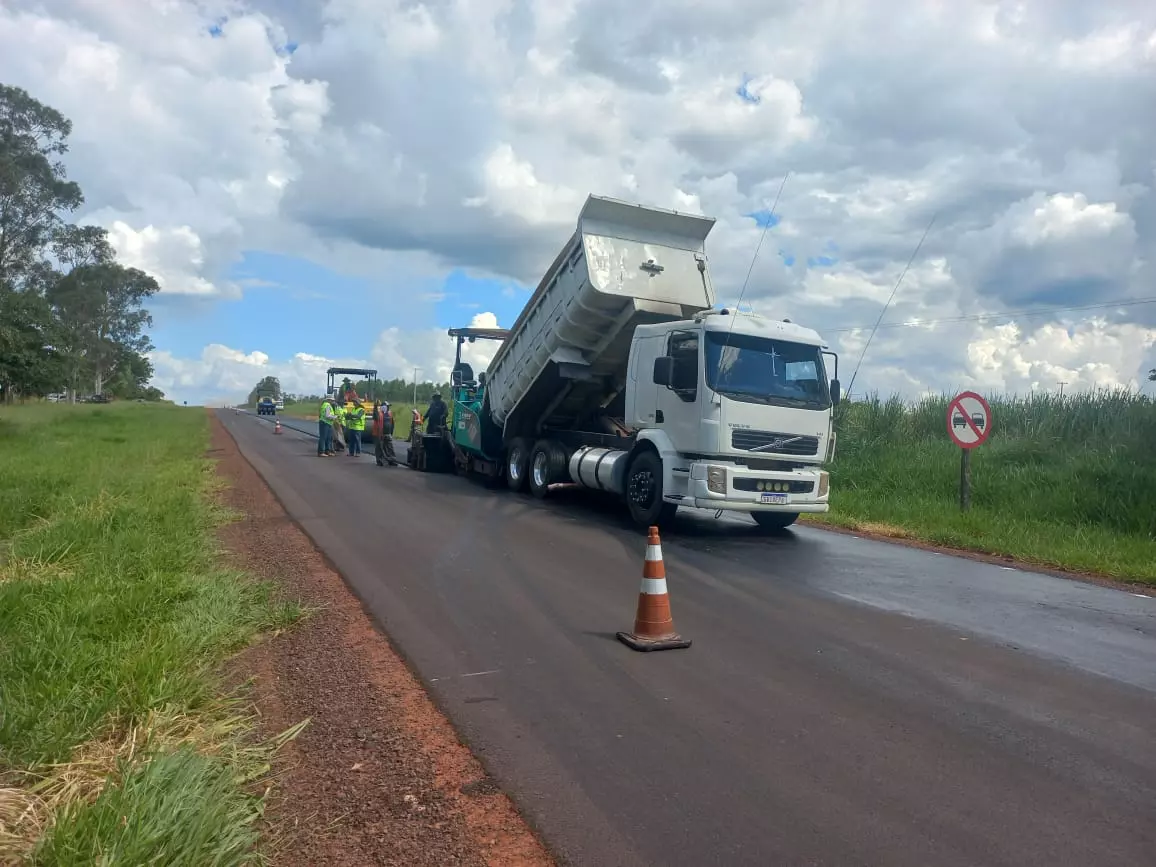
[274,419,282,434]
[616,526,692,652]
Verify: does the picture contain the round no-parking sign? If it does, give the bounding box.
[946,391,992,449]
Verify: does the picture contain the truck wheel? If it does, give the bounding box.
[528,440,566,499]
[752,512,799,531]
[626,451,677,528]
[506,438,531,493]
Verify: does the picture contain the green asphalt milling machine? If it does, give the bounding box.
[406,327,511,474]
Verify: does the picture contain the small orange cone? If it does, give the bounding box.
[274,419,282,434]
[617,526,692,652]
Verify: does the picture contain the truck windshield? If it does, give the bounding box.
[705,332,831,409]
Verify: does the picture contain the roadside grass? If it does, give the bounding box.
[811,390,1156,583]
[0,402,302,863]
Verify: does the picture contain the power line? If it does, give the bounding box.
[733,172,792,312]
[846,212,937,397]
[717,171,791,393]
[823,296,1156,335]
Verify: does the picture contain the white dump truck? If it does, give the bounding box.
[422,194,841,530]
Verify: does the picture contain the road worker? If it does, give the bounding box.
[373,399,398,467]
[345,400,367,456]
[425,392,447,432]
[317,397,338,456]
[331,399,346,453]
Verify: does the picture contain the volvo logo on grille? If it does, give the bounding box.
[750,436,802,453]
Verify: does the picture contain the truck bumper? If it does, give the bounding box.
[678,462,830,513]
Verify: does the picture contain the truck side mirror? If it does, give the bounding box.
[652,356,675,387]
[830,378,841,406]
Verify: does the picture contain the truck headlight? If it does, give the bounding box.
[707,466,727,494]
[818,471,829,498]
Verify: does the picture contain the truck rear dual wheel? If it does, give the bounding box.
[528,440,567,499]
[506,438,531,493]
[626,451,677,528]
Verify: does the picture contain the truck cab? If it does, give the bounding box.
[627,310,838,526]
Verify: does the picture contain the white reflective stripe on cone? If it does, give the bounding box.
[640,578,668,595]
[645,545,663,562]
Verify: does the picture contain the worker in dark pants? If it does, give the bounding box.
[345,402,366,456]
[373,400,398,466]
[425,392,447,432]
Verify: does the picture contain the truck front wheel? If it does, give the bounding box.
[507,438,531,493]
[626,451,677,528]
[752,511,799,531]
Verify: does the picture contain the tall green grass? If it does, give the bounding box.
[0,403,299,863]
[817,389,1156,582]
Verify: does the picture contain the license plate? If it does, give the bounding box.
[760,493,789,505]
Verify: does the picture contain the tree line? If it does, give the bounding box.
[0,84,161,403]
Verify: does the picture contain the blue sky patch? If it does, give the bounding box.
[807,255,838,268]
[150,251,440,360]
[735,75,760,105]
[434,269,529,329]
[745,209,781,229]
[147,254,536,374]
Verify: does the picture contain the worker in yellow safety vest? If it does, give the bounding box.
[317,398,337,456]
[344,402,366,457]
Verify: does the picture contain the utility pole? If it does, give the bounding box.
[412,367,421,405]
[1058,381,1067,399]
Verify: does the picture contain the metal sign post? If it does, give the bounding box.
[946,391,993,512]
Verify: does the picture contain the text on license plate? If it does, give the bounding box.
[760,493,789,505]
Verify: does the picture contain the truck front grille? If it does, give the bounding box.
[731,429,820,456]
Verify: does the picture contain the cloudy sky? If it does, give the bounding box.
[2,0,1154,405]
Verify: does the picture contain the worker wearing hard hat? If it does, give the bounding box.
[373,399,398,467]
[317,397,338,456]
[345,400,367,456]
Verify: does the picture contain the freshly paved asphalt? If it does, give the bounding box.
[221,410,1156,867]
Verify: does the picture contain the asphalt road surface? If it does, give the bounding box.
[221,410,1156,867]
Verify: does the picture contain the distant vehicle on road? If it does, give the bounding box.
[257,396,277,416]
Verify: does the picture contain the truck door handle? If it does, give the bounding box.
[655,410,664,423]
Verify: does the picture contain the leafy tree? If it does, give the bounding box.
[0,282,63,401]
[0,84,163,401]
[104,345,156,399]
[0,84,83,289]
[53,223,114,270]
[1149,369,1155,382]
[47,262,158,395]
